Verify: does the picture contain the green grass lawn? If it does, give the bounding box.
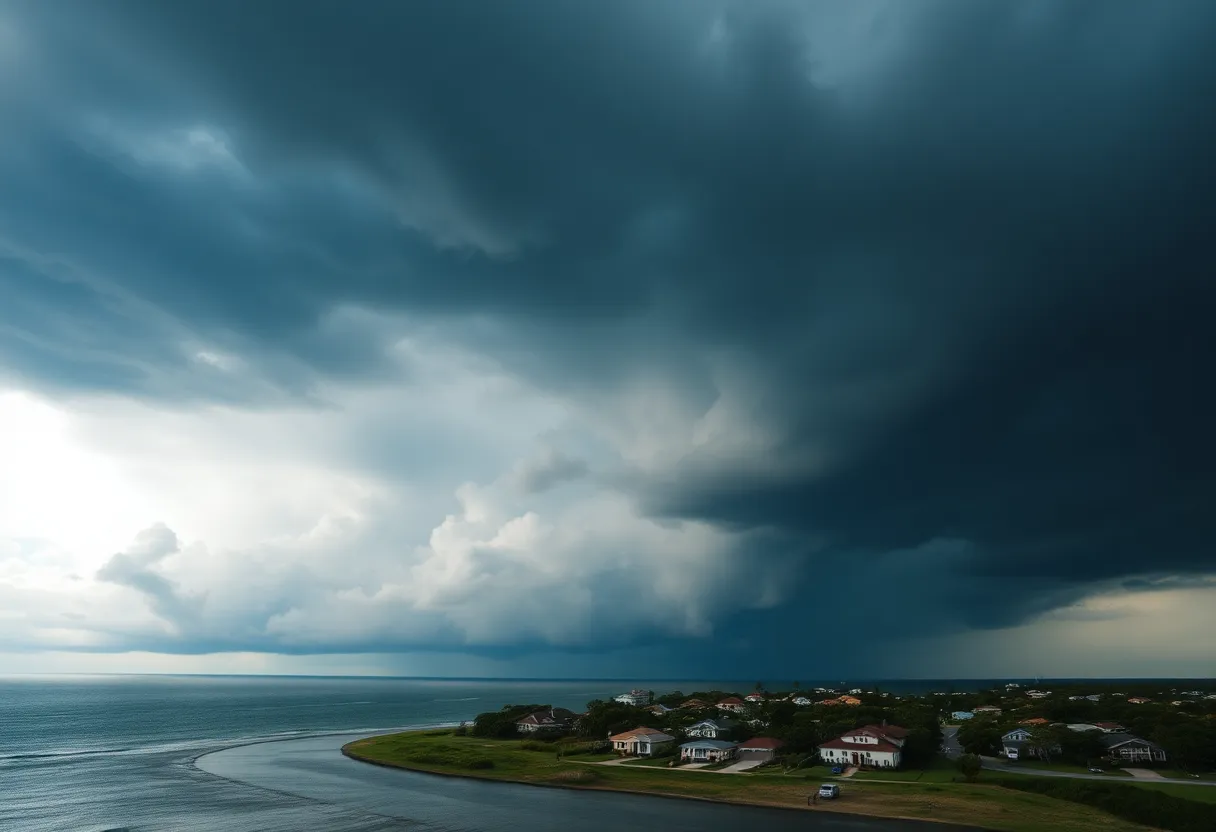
[620,756,677,767]
[849,755,961,783]
[342,730,1163,832]
[1130,782,1216,804]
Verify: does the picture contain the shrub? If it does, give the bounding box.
[519,740,554,752]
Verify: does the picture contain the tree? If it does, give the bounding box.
[956,719,1003,755]
[957,754,982,783]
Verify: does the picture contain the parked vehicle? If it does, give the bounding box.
[818,784,840,799]
[831,766,843,774]
[1088,767,1104,774]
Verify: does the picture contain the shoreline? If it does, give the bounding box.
[339,739,970,826]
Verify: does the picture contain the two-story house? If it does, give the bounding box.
[818,724,907,769]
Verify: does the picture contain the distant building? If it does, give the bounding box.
[516,708,576,734]
[614,689,651,706]
[790,696,812,706]
[745,692,766,703]
[952,711,975,721]
[717,697,747,713]
[1128,697,1153,705]
[686,718,737,739]
[973,705,1003,715]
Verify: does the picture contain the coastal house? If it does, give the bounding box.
[614,690,651,706]
[610,726,676,757]
[745,693,766,704]
[818,724,907,769]
[951,711,975,721]
[1086,695,1102,702]
[516,708,576,734]
[1092,722,1125,733]
[686,718,737,739]
[819,695,862,707]
[973,705,1002,715]
[1026,690,1051,699]
[680,698,710,709]
[1065,724,1103,733]
[646,704,675,717]
[717,697,747,713]
[1002,728,1060,760]
[1127,697,1152,705]
[737,737,785,762]
[680,739,737,763]
[1019,717,1049,726]
[791,696,812,706]
[1101,733,1168,763]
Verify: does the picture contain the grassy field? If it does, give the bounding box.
[1130,783,1216,804]
[850,756,961,783]
[343,730,1162,832]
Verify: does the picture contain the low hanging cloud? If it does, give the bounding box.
[1,1,1215,671]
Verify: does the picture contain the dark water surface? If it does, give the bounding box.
[2,675,986,831]
[198,733,979,832]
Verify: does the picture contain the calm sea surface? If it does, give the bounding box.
[1,675,996,831]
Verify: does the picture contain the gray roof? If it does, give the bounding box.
[680,739,738,750]
[1100,733,1162,750]
[690,718,736,730]
[1003,740,1027,749]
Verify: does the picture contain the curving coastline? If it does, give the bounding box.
[339,730,1156,832]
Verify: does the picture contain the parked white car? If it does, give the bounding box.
[818,784,840,799]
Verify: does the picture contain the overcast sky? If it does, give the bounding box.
[2,0,1214,679]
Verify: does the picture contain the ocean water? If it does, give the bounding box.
[1,675,989,831]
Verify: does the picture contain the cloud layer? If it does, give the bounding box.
[1,0,1214,674]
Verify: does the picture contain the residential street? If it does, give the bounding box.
[943,726,1216,786]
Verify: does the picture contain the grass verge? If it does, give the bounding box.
[342,730,1161,832]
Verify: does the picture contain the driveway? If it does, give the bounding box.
[1124,768,1166,780]
[941,726,963,759]
[717,757,765,773]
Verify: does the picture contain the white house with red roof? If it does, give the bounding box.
[818,724,908,769]
[745,692,766,703]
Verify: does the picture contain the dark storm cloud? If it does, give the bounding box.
[4,0,1216,655]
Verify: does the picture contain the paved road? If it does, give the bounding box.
[941,726,963,759]
[979,756,1216,786]
[196,734,984,831]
